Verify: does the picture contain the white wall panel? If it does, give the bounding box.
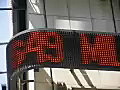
[93,19,114,32]
[35,69,52,90]
[47,16,70,29]
[116,20,120,33]
[70,0,90,18]
[28,14,45,29]
[46,16,55,28]
[86,70,101,88]
[90,0,112,19]
[86,70,120,89]
[45,0,68,16]
[47,16,92,31]
[112,0,120,20]
[74,70,91,88]
[100,71,120,89]
[70,18,92,31]
[52,68,80,89]
[27,0,44,14]
[55,17,70,29]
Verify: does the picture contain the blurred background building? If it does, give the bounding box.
[1,0,120,90]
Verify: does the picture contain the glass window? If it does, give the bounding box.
[0,74,7,85]
[0,0,13,89]
[0,10,13,43]
[0,45,7,89]
[0,0,12,8]
[0,45,7,72]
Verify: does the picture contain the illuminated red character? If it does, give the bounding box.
[80,34,120,66]
[10,40,25,69]
[11,31,64,69]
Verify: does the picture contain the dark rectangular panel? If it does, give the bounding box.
[6,29,120,77]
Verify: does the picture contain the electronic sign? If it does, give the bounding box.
[6,29,120,76]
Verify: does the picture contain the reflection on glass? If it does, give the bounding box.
[0,0,12,8]
[0,10,13,42]
[0,74,7,85]
[0,45,7,72]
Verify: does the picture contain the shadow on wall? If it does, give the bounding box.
[34,68,68,90]
[27,0,45,29]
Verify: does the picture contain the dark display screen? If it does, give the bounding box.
[6,29,120,75]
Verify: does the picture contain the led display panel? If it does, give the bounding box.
[6,29,120,76]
